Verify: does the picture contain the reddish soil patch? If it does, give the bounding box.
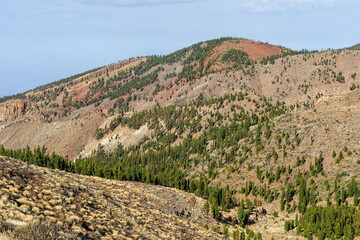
[237,41,282,61]
[71,84,89,103]
[91,91,101,101]
[201,40,283,73]
[212,40,282,62]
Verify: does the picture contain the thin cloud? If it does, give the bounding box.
[75,0,197,7]
[0,0,198,21]
[237,0,337,12]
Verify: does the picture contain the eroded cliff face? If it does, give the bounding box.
[0,100,40,124]
[0,100,39,123]
[0,103,106,160]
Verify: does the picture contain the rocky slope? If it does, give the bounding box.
[1,37,360,239]
[0,156,221,239]
[0,38,359,160]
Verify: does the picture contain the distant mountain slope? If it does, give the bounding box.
[1,38,360,239]
[347,43,360,50]
[0,38,287,159]
[0,38,360,159]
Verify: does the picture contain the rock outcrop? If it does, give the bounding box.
[0,100,40,124]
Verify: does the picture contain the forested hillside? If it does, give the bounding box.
[1,38,360,239]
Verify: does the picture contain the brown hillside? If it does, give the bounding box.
[0,156,222,239]
[0,44,360,159]
[0,40,359,161]
[2,38,360,239]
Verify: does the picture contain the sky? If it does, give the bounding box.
[0,0,359,98]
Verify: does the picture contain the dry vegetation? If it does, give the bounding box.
[1,38,360,239]
[0,156,222,239]
[0,40,359,160]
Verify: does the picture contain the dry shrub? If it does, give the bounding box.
[12,219,78,240]
[0,233,11,240]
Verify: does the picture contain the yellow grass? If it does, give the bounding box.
[0,233,11,240]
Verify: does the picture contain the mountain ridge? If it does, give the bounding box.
[346,43,360,50]
[1,37,360,239]
[1,37,359,160]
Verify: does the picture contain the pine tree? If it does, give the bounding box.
[212,201,220,220]
[0,145,5,155]
[233,230,239,240]
[204,200,210,215]
[280,191,285,211]
[223,224,229,238]
[298,178,308,214]
[240,231,245,240]
[354,193,359,206]
[335,222,342,238]
[238,200,248,227]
